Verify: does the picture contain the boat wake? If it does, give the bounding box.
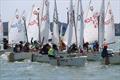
[0,52,10,61]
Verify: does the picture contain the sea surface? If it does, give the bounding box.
[0,56,120,80]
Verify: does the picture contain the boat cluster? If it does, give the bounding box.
[1,38,120,66]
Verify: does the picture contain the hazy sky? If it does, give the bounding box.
[0,0,120,23]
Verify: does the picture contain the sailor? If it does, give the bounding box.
[19,41,24,52]
[48,44,58,59]
[30,40,39,51]
[3,38,9,49]
[40,44,51,55]
[95,41,99,51]
[93,41,99,51]
[68,43,78,53]
[13,44,20,53]
[101,46,110,65]
[23,42,30,52]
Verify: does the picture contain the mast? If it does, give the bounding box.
[73,8,78,49]
[52,0,59,45]
[37,7,41,43]
[38,1,44,43]
[78,0,84,49]
[22,11,29,43]
[98,0,105,51]
[74,0,79,49]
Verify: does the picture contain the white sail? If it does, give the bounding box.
[0,15,3,50]
[63,0,76,47]
[60,24,63,37]
[105,0,115,46]
[27,5,39,42]
[98,0,105,49]
[52,0,59,45]
[76,0,84,48]
[84,5,99,43]
[20,11,28,43]
[40,0,50,44]
[9,9,26,44]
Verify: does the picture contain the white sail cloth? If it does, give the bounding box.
[84,6,99,43]
[105,1,115,44]
[52,0,59,45]
[63,0,76,47]
[76,0,84,48]
[9,10,26,44]
[27,6,39,42]
[40,0,50,44]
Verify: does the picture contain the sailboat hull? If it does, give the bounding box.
[49,56,87,66]
[87,52,102,61]
[32,54,50,63]
[8,52,33,62]
[87,50,120,64]
[32,52,87,66]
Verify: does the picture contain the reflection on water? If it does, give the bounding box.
[0,57,120,80]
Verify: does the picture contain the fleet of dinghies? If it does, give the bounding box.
[0,0,120,66]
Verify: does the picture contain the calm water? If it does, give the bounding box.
[0,57,120,80]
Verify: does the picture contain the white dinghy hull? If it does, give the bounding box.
[49,56,87,67]
[87,52,102,61]
[31,54,50,63]
[8,52,33,62]
[109,52,120,64]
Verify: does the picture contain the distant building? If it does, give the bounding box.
[115,23,120,36]
[3,22,8,36]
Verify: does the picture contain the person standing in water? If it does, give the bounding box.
[101,46,110,65]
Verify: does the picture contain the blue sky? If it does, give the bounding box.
[0,0,120,23]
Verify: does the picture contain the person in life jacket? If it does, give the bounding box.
[40,43,51,55]
[101,46,110,65]
[48,44,58,59]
